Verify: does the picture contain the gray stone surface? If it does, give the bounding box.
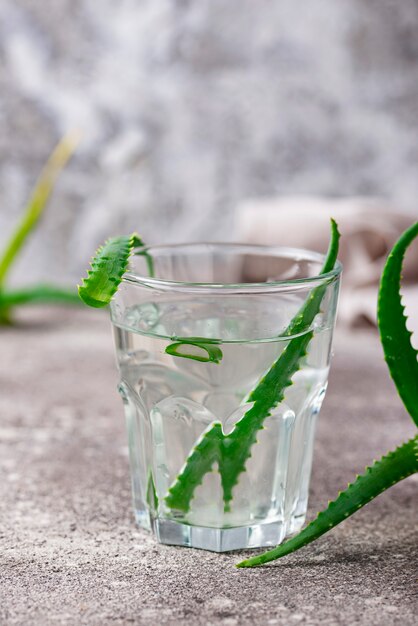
[1,1,418,287]
[0,306,417,625]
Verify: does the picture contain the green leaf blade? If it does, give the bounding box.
[0,133,79,286]
[0,285,80,308]
[378,222,418,427]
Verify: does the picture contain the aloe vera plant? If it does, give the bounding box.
[0,134,80,325]
[237,222,418,567]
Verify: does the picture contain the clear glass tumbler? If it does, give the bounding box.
[110,243,341,552]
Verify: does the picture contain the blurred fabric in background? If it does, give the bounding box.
[0,0,417,292]
[237,197,418,331]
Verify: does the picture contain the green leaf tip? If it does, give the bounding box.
[324,218,340,273]
[78,233,146,308]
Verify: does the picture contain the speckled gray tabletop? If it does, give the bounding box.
[0,308,416,625]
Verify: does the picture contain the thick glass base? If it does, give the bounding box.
[134,509,306,552]
[152,517,287,552]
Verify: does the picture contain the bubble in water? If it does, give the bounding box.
[119,349,149,365]
[312,385,327,415]
[125,303,160,332]
[151,396,216,429]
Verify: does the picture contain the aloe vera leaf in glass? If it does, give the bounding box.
[165,220,340,513]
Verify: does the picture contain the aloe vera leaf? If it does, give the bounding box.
[220,331,313,509]
[78,233,145,308]
[165,340,223,363]
[220,221,340,507]
[165,423,224,510]
[0,133,79,286]
[165,220,340,512]
[237,435,418,567]
[378,222,418,427]
[0,285,80,308]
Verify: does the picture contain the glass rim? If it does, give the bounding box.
[122,242,342,293]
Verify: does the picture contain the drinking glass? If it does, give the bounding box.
[110,243,341,552]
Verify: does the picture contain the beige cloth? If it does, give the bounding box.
[235,197,418,333]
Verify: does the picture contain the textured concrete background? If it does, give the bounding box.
[0,307,417,625]
[1,1,418,287]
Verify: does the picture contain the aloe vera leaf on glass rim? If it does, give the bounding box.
[165,219,341,512]
[237,221,418,567]
[78,234,154,309]
[78,233,146,308]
